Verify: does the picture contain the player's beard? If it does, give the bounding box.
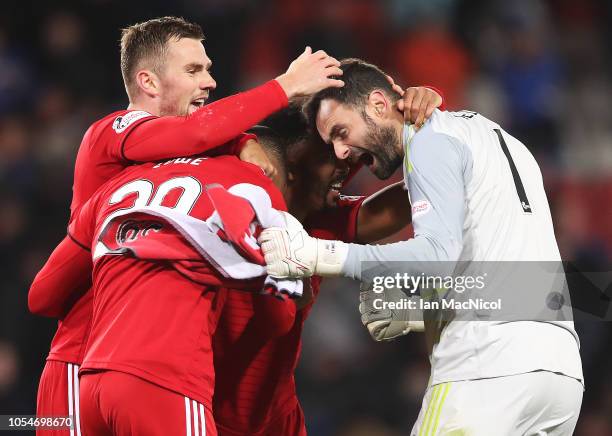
[159,97,189,117]
[362,114,403,180]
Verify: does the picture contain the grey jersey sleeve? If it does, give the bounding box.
[341,130,472,282]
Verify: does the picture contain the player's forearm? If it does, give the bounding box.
[28,236,92,318]
[356,181,411,243]
[341,234,462,282]
[122,80,288,161]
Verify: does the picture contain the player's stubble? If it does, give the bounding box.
[362,112,403,180]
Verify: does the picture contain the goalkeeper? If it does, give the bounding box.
[260,58,583,436]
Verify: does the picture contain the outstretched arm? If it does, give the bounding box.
[260,131,470,281]
[120,81,288,162]
[120,47,345,163]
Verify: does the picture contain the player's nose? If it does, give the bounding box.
[201,74,216,91]
[334,142,350,160]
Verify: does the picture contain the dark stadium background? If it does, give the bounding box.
[1,0,611,434]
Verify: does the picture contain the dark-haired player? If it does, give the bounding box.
[212,105,437,435]
[262,58,583,436]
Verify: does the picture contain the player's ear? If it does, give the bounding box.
[135,69,161,98]
[367,90,389,120]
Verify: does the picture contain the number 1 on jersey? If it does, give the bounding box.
[494,129,532,214]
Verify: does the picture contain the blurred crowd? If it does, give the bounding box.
[0,0,610,434]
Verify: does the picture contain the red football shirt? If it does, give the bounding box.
[67,156,286,407]
[213,195,365,434]
[47,79,288,364]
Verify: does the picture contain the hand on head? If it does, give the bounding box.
[276,47,345,99]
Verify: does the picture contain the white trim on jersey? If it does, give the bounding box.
[192,400,199,436]
[66,363,82,436]
[72,364,82,436]
[67,364,74,436]
[185,397,206,436]
[199,403,206,436]
[184,397,192,436]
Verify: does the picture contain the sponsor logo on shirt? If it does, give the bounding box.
[411,200,431,219]
[338,195,362,202]
[112,111,152,133]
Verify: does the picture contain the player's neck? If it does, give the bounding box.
[127,99,161,117]
[391,111,406,155]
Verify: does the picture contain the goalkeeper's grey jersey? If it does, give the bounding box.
[343,109,583,385]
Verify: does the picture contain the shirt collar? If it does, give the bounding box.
[402,122,416,152]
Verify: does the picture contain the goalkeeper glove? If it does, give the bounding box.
[359,280,424,342]
[258,211,348,278]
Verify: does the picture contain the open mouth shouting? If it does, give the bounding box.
[349,147,376,172]
[189,95,208,114]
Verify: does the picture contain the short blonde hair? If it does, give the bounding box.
[120,16,204,98]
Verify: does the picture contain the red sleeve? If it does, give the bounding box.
[120,80,288,162]
[28,236,92,318]
[305,195,366,243]
[67,195,97,250]
[28,196,98,318]
[424,85,446,110]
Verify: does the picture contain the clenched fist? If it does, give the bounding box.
[258,211,348,279]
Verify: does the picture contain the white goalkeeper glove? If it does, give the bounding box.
[258,211,348,278]
[359,280,424,342]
